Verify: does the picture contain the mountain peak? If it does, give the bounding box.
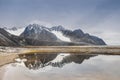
[20,24,59,41]
[28,24,46,29]
[50,25,65,31]
[1,23,106,46]
[25,24,50,34]
[29,20,53,27]
[72,29,84,38]
[73,29,84,34]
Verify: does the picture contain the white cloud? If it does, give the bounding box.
[27,20,55,27]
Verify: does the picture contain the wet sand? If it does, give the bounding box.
[0,65,7,80]
[0,46,120,55]
[0,54,18,66]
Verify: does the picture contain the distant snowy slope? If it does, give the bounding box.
[20,24,71,42]
[6,27,25,36]
[2,23,106,45]
[51,31,71,42]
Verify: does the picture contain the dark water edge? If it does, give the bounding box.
[0,53,120,80]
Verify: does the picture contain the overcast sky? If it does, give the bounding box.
[0,0,120,45]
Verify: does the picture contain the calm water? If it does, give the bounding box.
[0,53,120,80]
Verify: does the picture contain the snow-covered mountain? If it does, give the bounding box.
[4,24,71,42]
[50,25,71,42]
[20,24,59,42]
[0,23,106,46]
[51,31,71,42]
[0,28,25,46]
[5,27,25,36]
[20,24,71,42]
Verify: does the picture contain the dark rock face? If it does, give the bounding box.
[0,28,17,46]
[20,24,59,42]
[62,29,106,45]
[0,28,27,46]
[0,28,89,46]
[50,25,65,31]
[0,24,106,46]
[0,33,14,46]
[72,29,84,38]
[24,38,89,46]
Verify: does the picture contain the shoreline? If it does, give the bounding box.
[0,46,120,55]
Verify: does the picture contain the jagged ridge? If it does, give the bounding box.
[0,24,106,46]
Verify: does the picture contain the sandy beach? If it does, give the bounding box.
[0,65,8,80]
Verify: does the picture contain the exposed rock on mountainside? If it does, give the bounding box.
[20,24,59,42]
[62,29,106,45]
[0,28,88,46]
[50,25,65,31]
[20,24,106,45]
[0,28,18,46]
[0,24,106,46]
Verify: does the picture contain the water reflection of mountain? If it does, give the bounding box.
[19,53,95,70]
[49,54,95,68]
[19,53,57,69]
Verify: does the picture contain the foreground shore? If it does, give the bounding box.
[0,46,120,66]
[0,46,120,55]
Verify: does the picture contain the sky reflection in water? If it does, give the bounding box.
[1,53,120,80]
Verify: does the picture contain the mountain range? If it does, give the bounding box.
[0,24,106,46]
